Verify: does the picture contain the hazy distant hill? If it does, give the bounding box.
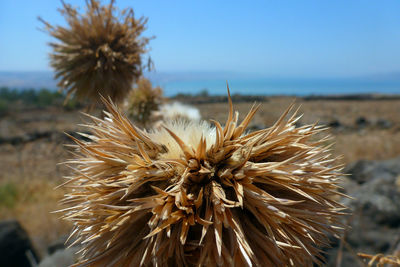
[0,71,58,90]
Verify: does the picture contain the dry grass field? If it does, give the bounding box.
[1,97,399,257]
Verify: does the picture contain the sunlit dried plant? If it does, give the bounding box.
[358,252,400,267]
[62,89,346,266]
[125,77,163,126]
[39,0,152,106]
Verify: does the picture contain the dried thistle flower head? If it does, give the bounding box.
[40,0,152,106]
[124,77,163,126]
[63,90,346,266]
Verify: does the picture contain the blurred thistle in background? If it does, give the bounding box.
[62,92,346,266]
[124,77,163,127]
[39,0,153,107]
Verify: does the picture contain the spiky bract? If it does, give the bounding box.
[63,93,346,266]
[40,0,151,105]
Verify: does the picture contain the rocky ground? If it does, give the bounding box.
[325,157,400,266]
[1,96,400,266]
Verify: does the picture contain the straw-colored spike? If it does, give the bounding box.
[223,84,234,136]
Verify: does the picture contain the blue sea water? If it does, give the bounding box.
[157,77,400,97]
[1,71,400,97]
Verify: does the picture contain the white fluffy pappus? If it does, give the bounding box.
[156,102,201,122]
[149,120,216,159]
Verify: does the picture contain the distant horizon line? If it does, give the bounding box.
[1,69,400,81]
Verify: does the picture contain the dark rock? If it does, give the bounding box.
[337,176,359,195]
[328,120,341,128]
[349,178,400,226]
[0,220,40,267]
[40,235,81,266]
[39,247,79,267]
[47,235,69,255]
[171,94,268,104]
[344,159,397,185]
[355,117,369,128]
[379,157,400,174]
[0,130,92,145]
[295,120,303,128]
[0,131,52,145]
[375,118,393,129]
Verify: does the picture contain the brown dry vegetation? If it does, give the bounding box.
[0,97,399,257]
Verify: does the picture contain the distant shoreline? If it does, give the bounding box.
[170,93,400,104]
[2,86,400,105]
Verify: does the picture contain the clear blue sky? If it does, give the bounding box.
[1,0,400,78]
